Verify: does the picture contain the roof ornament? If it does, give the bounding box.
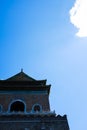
[21,68,23,72]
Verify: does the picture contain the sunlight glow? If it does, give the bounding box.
[69,0,87,37]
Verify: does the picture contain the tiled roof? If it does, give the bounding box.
[6,71,36,81]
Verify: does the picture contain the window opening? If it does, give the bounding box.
[33,104,41,112]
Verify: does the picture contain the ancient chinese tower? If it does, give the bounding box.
[0,71,69,130]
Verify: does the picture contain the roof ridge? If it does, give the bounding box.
[6,71,36,81]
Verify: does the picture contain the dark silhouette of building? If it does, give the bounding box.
[0,71,69,130]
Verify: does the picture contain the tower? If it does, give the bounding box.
[0,71,69,130]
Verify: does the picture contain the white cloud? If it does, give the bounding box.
[69,0,87,37]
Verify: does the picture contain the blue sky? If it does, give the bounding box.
[0,0,87,130]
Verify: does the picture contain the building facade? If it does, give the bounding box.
[0,71,69,130]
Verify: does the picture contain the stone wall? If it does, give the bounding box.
[0,115,69,130]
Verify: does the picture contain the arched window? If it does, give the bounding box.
[10,100,25,112]
[32,104,42,112]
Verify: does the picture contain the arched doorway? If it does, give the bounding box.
[9,100,26,112]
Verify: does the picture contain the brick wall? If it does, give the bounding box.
[0,93,50,112]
